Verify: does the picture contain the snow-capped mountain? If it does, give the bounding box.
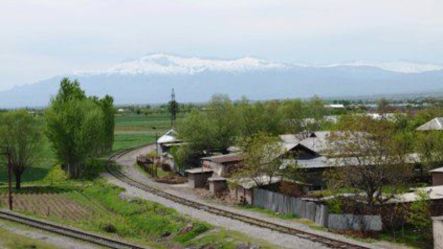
[76,54,443,75]
[77,54,288,76]
[1,54,443,108]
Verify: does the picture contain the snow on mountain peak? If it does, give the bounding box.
[74,54,443,76]
[87,54,288,75]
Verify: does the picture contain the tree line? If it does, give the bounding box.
[0,78,115,188]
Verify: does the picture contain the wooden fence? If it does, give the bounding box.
[252,188,382,231]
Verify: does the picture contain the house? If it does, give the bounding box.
[430,167,443,186]
[157,129,182,153]
[279,131,420,189]
[416,117,443,131]
[201,153,243,177]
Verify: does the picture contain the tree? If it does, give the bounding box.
[98,95,115,153]
[407,189,432,239]
[326,116,413,210]
[237,98,284,136]
[179,95,240,153]
[168,90,179,128]
[45,78,109,178]
[0,110,43,189]
[234,133,298,186]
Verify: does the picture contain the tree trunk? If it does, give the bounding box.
[15,173,21,190]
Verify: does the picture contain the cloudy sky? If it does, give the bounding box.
[1,0,442,90]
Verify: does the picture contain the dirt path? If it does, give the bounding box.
[106,145,396,249]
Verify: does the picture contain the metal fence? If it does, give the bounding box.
[253,188,382,231]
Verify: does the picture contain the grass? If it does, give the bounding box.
[113,112,184,151]
[379,227,432,249]
[238,204,300,220]
[0,221,59,249]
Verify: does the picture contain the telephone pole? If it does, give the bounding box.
[170,88,177,128]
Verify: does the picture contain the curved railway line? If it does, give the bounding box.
[0,209,148,249]
[107,146,374,249]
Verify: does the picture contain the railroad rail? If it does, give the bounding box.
[107,147,374,249]
[0,209,148,249]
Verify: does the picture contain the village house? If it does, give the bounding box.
[201,153,243,177]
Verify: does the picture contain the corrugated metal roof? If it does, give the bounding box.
[201,153,242,164]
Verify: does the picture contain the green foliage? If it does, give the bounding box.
[43,165,68,185]
[0,110,44,189]
[234,133,299,186]
[325,198,343,214]
[45,78,115,178]
[407,190,432,236]
[82,181,210,241]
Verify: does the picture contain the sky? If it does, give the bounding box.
[1,0,443,90]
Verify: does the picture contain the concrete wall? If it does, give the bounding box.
[433,216,443,249]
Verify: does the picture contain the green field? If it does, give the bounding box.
[113,112,183,151]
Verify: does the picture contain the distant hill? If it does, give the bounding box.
[1,54,443,108]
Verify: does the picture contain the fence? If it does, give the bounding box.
[433,216,443,249]
[252,188,382,231]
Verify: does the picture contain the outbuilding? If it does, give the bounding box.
[430,167,443,186]
[185,167,213,188]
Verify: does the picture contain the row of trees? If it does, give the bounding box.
[174,95,329,169]
[46,78,115,178]
[0,78,116,188]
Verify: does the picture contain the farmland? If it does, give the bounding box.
[113,112,184,151]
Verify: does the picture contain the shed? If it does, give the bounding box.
[201,153,243,177]
[229,176,282,204]
[185,167,213,188]
[431,167,443,186]
[208,176,227,195]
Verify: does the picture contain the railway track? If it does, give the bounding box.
[0,209,148,249]
[107,147,374,249]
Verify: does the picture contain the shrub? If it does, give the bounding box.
[43,165,68,185]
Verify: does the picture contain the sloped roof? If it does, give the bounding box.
[157,129,180,144]
[390,185,443,203]
[230,176,282,189]
[430,166,443,173]
[279,134,301,144]
[416,117,443,131]
[201,153,242,164]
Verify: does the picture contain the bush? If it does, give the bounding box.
[82,159,106,179]
[43,165,68,185]
[101,223,117,233]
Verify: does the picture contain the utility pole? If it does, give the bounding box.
[1,149,13,210]
[170,88,177,128]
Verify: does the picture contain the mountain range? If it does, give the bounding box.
[2,54,443,108]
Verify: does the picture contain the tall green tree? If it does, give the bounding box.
[0,110,43,189]
[98,95,115,153]
[45,78,110,178]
